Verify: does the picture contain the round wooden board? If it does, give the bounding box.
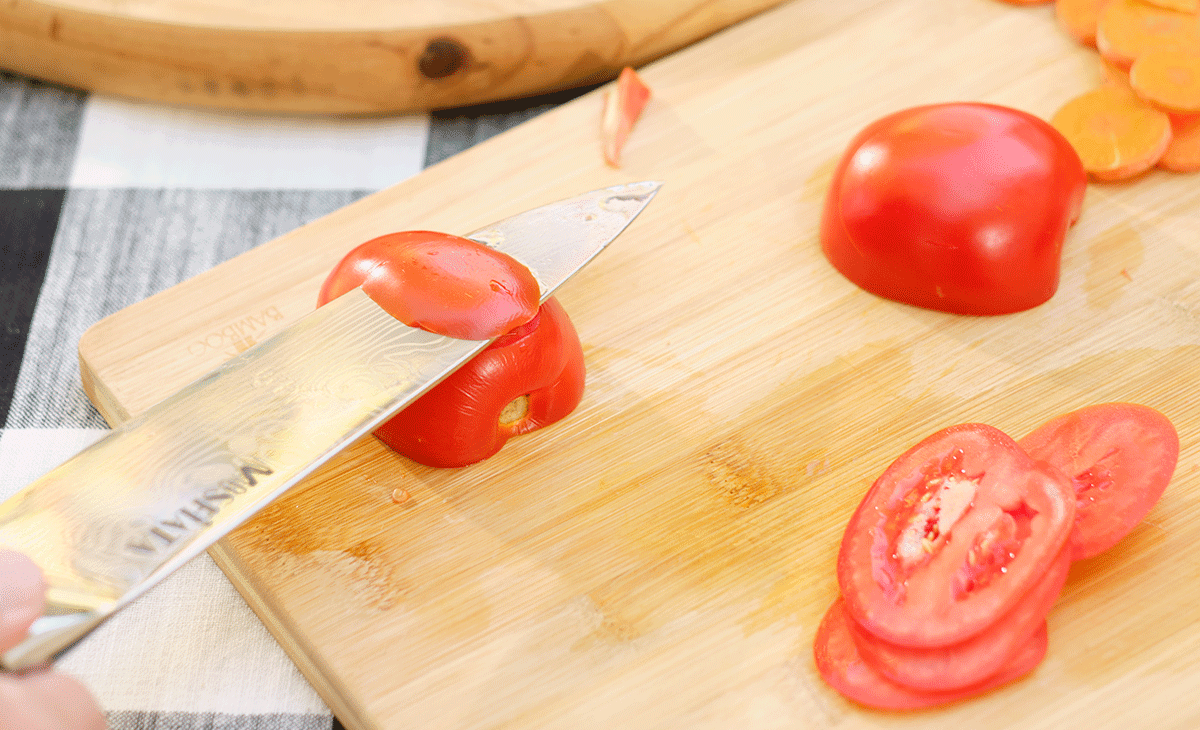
[0,0,786,114]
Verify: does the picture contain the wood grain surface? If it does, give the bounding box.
[78,0,1200,727]
[0,0,786,113]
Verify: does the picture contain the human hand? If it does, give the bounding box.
[0,551,107,730]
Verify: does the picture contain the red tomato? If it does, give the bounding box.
[372,297,584,468]
[319,230,540,341]
[849,545,1069,691]
[838,424,1075,647]
[319,231,585,468]
[820,103,1087,315]
[1018,403,1178,560]
[813,598,1048,711]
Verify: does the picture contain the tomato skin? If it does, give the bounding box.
[1018,403,1179,560]
[319,231,584,468]
[319,230,540,341]
[838,423,1074,647]
[814,598,1048,711]
[820,103,1087,315]
[373,297,584,468]
[849,545,1069,691]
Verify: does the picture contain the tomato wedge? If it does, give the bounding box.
[814,598,1048,710]
[849,545,1069,691]
[1018,403,1178,560]
[838,424,1075,647]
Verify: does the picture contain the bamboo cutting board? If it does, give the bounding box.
[0,0,785,113]
[77,0,1200,727]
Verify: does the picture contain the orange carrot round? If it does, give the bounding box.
[1159,113,1200,170]
[1130,49,1200,112]
[1057,0,1113,47]
[1096,0,1200,71]
[1051,85,1173,180]
[1143,0,1199,11]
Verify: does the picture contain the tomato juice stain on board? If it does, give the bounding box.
[1084,222,1144,310]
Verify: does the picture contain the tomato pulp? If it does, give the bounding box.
[1019,403,1179,560]
[820,103,1087,315]
[837,424,1075,647]
[319,231,585,468]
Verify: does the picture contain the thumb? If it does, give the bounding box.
[0,551,46,652]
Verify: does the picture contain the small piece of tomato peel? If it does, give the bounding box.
[602,67,652,168]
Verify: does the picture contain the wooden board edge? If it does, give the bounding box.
[207,538,376,730]
[1,0,788,114]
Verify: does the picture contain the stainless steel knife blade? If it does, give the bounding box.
[0,180,662,671]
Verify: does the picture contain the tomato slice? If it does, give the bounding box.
[849,544,1069,691]
[838,424,1075,647]
[1018,403,1179,560]
[601,67,652,168]
[814,598,1048,710]
[318,230,541,341]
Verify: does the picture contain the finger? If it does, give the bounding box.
[0,671,107,730]
[0,552,46,652]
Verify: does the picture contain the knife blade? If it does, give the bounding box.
[0,180,662,671]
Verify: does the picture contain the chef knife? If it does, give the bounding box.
[0,180,662,671]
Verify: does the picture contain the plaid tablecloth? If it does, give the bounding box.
[0,69,589,730]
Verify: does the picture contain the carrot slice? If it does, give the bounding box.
[1130,49,1200,112]
[601,67,652,168]
[1096,0,1200,71]
[1103,58,1134,90]
[1051,85,1173,180]
[1160,112,1200,170]
[1057,0,1113,47]
[1144,0,1199,11]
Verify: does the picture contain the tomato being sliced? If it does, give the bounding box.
[319,230,540,341]
[372,297,585,468]
[813,597,1048,711]
[838,424,1075,647]
[849,544,1069,691]
[319,230,584,468]
[1018,403,1179,560]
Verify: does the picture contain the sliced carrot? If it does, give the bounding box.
[997,0,1054,4]
[1051,85,1173,180]
[1143,0,1199,11]
[1103,58,1134,90]
[601,67,652,168]
[1159,112,1200,169]
[1057,0,1113,47]
[1130,49,1200,111]
[1096,0,1200,71]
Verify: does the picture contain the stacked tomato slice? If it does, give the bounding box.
[815,404,1178,709]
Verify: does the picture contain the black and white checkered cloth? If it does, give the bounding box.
[0,69,591,730]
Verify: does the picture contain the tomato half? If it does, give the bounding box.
[838,424,1075,647]
[319,230,585,468]
[820,103,1087,315]
[1018,403,1178,560]
[319,230,540,341]
[849,544,1069,691]
[372,297,585,468]
[814,598,1048,711]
